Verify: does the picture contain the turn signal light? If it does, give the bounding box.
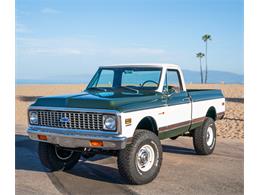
[90,140,103,147]
[37,135,47,141]
[125,118,132,126]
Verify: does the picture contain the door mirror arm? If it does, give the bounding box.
[162,89,172,98]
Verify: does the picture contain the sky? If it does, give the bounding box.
[16,0,244,81]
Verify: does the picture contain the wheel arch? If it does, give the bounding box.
[135,116,159,135]
[206,106,217,121]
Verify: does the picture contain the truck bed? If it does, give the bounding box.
[187,89,224,102]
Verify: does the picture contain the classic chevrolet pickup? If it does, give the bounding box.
[27,64,225,184]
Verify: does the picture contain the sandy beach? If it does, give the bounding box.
[16,84,244,140]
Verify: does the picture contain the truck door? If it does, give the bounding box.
[162,69,192,133]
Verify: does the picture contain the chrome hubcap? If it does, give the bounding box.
[206,126,214,146]
[55,146,73,160]
[136,145,155,172]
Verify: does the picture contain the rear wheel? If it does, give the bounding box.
[38,142,81,171]
[117,130,162,185]
[193,117,216,155]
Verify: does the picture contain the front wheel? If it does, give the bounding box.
[38,142,81,171]
[117,130,162,185]
[193,117,216,155]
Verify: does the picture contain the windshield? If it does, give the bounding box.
[87,67,162,92]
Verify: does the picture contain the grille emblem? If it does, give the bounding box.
[60,116,70,123]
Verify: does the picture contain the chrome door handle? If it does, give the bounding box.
[183,97,190,101]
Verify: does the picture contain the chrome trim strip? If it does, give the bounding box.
[28,125,120,135]
[28,127,126,141]
[116,115,122,134]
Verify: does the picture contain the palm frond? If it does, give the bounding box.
[202,34,212,41]
[196,52,205,58]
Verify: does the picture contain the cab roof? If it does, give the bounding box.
[100,63,180,69]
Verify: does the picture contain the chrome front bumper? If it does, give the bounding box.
[27,126,128,150]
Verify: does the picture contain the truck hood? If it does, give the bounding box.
[31,90,164,112]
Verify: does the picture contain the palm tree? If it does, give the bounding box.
[202,34,212,83]
[196,52,205,83]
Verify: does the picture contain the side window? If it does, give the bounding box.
[96,69,114,87]
[164,70,182,93]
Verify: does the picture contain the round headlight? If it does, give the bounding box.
[103,115,116,131]
[29,111,38,125]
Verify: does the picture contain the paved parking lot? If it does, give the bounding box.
[16,127,243,195]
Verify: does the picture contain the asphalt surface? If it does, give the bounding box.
[16,126,243,195]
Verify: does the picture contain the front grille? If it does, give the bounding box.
[36,110,103,130]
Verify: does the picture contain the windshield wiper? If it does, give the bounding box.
[86,87,107,92]
[120,86,139,94]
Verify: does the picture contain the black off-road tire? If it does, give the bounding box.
[117,129,162,185]
[193,117,216,155]
[38,142,81,171]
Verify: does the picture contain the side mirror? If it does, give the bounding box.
[162,87,168,95]
[162,88,170,99]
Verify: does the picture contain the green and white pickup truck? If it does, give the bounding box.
[27,64,225,184]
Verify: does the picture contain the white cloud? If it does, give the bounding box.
[16,37,169,58]
[28,48,82,55]
[16,37,83,56]
[16,9,31,16]
[16,23,31,33]
[41,8,61,14]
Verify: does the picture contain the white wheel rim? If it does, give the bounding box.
[136,144,155,172]
[55,146,73,160]
[206,126,214,146]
